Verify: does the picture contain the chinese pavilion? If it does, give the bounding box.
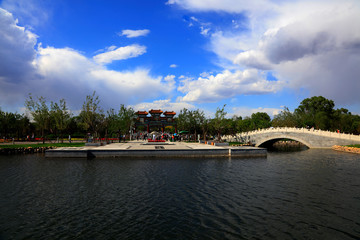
[135,109,177,133]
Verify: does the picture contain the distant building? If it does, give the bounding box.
[135,109,177,133]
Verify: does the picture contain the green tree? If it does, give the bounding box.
[118,104,135,141]
[272,107,298,127]
[176,108,208,140]
[237,117,252,132]
[295,96,334,129]
[106,108,121,139]
[68,116,85,137]
[212,104,227,141]
[0,110,16,138]
[333,108,360,134]
[78,91,105,142]
[50,99,71,143]
[15,114,31,140]
[198,110,211,141]
[25,95,50,144]
[351,116,360,134]
[225,117,237,136]
[250,112,271,130]
[190,109,204,140]
[176,108,192,133]
[0,108,3,137]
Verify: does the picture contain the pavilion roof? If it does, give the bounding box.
[164,111,176,115]
[149,109,163,114]
[136,111,148,115]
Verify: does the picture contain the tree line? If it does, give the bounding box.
[0,92,135,143]
[0,94,359,142]
[176,96,360,141]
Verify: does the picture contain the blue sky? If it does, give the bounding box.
[0,0,359,117]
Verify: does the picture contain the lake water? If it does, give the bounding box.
[0,149,359,239]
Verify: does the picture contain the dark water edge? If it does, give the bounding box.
[267,141,309,152]
[0,150,359,240]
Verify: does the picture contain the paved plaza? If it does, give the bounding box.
[46,141,267,158]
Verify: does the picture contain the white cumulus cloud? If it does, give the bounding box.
[34,46,174,109]
[120,29,150,38]
[166,0,276,16]
[131,99,196,114]
[232,106,282,118]
[234,1,360,104]
[171,0,360,106]
[234,50,272,70]
[93,44,146,64]
[178,69,283,103]
[0,8,174,111]
[0,8,38,104]
[164,75,176,89]
[0,0,52,27]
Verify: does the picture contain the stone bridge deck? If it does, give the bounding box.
[223,127,360,149]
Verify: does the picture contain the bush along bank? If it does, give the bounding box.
[0,143,85,155]
[0,146,55,155]
[332,145,360,154]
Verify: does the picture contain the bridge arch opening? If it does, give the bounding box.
[257,138,310,150]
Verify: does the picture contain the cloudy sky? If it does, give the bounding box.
[0,0,359,117]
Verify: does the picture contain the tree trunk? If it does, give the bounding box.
[42,128,45,144]
[203,130,207,141]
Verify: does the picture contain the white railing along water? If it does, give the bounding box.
[224,127,360,141]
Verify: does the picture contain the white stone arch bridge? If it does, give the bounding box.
[222,127,360,148]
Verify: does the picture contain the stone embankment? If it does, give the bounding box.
[0,146,55,155]
[332,145,360,154]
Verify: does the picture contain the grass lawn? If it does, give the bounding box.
[347,144,360,148]
[0,143,85,149]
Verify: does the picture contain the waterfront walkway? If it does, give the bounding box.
[45,141,267,158]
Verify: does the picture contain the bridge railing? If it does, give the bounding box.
[222,127,360,142]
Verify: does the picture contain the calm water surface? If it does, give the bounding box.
[0,149,359,239]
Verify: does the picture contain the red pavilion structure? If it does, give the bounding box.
[135,109,177,133]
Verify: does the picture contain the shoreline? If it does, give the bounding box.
[0,143,85,155]
[332,145,360,154]
[0,146,55,155]
[45,141,267,158]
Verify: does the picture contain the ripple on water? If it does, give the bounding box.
[0,150,360,239]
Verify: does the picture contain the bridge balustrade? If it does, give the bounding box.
[222,127,360,142]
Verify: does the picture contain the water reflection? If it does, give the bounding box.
[267,140,309,152]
